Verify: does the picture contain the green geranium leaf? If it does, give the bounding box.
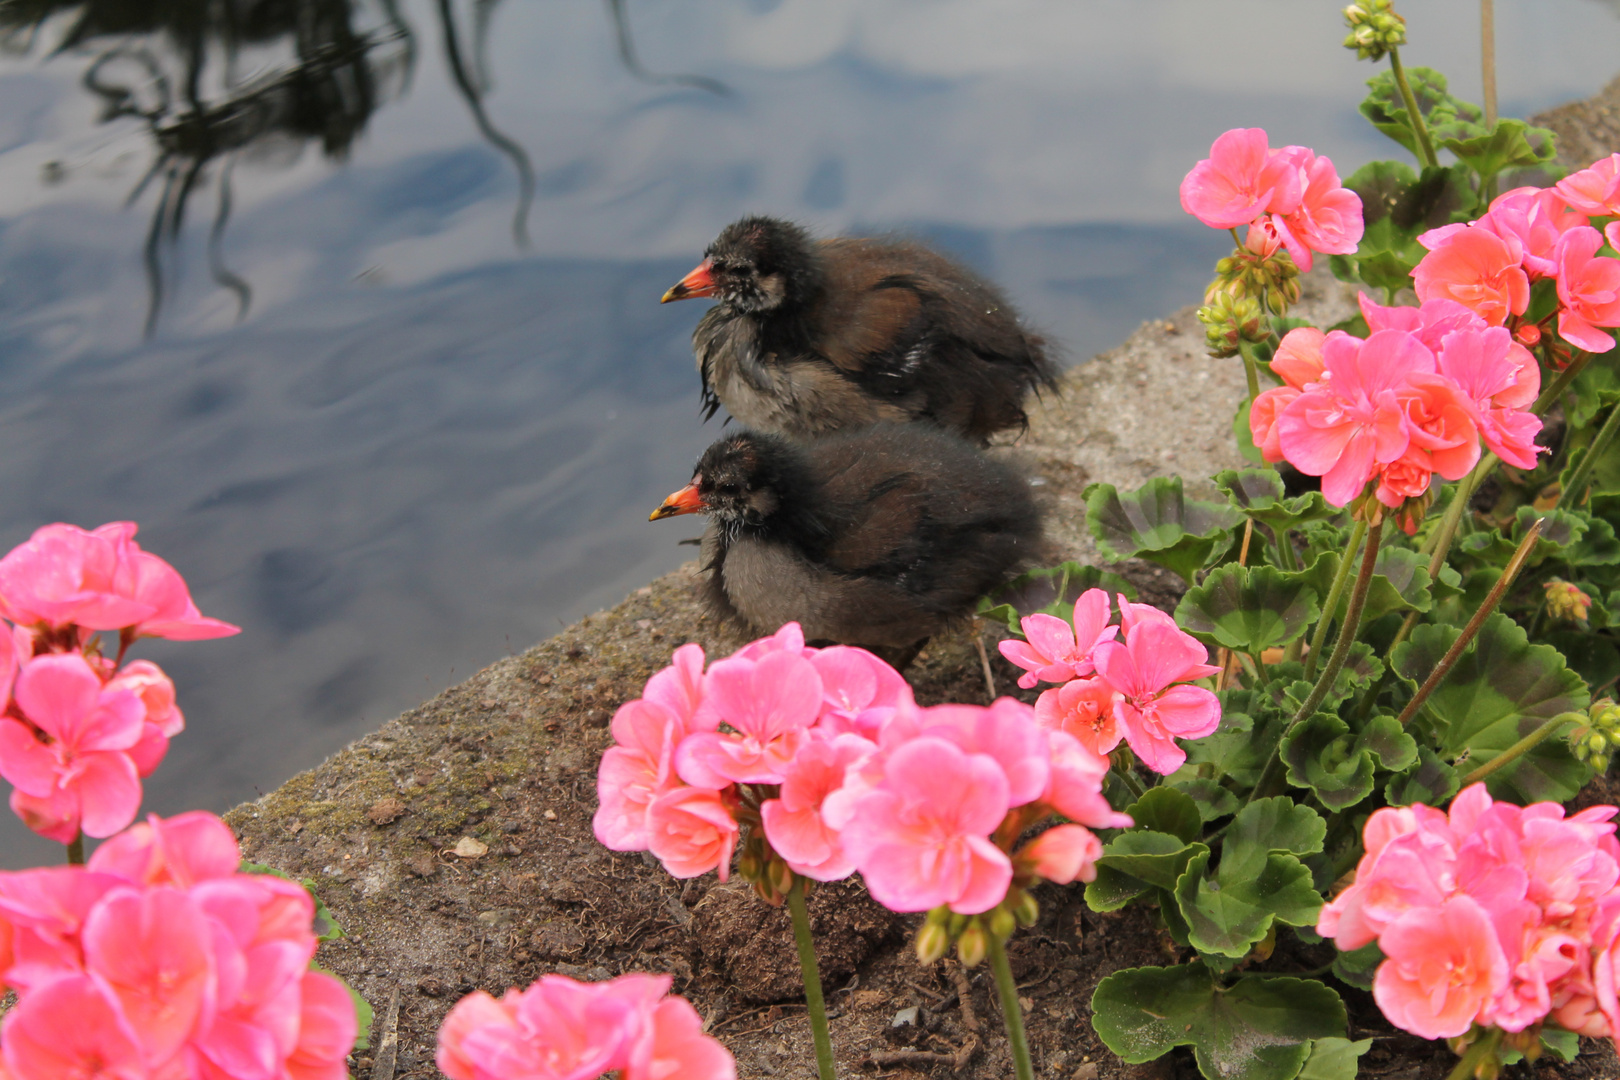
[1176,565,1319,653]
[1263,644,1383,714]
[1166,775,1240,823]
[1439,118,1557,186]
[1175,849,1322,957]
[1546,630,1620,691]
[1361,68,1485,158]
[977,561,1136,635]
[1085,477,1245,584]
[1091,963,1346,1080]
[1183,693,1287,788]
[1283,545,1432,627]
[1280,712,1417,811]
[1126,787,1203,845]
[1385,745,1462,807]
[1223,797,1328,877]
[1392,614,1591,802]
[1085,864,1149,912]
[1094,831,1209,893]
[1214,469,1339,534]
[1330,941,1384,991]
[1298,1038,1374,1080]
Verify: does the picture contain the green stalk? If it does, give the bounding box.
[787,875,836,1080]
[1419,454,1494,561]
[1480,0,1498,128]
[987,933,1034,1080]
[1238,338,1262,406]
[1559,401,1620,509]
[66,833,83,866]
[1533,350,1593,414]
[1459,712,1585,788]
[1396,518,1543,727]
[1445,1028,1501,1080]
[1251,519,1385,803]
[1388,47,1439,169]
[1304,518,1368,681]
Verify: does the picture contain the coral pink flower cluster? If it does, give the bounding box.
[1319,783,1620,1044]
[1249,294,1543,519]
[1415,158,1620,352]
[437,971,734,1080]
[0,523,239,844]
[0,810,355,1079]
[999,590,1221,776]
[593,623,1132,915]
[1180,128,1364,272]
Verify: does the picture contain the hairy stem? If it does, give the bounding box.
[1534,351,1593,414]
[1459,712,1585,788]
[787,876,837,1080]
[1396,518,1543,727]
[1389,47,1439,169]
[1560,401,1620,509]
[1238,339,1262,405]
[1305,518,1368,682]
[1480,0,1497,127]
[988,934,1034,1080]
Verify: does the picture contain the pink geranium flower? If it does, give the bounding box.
[1179,129,1302,229]
[286,969,363,1080]
[1434,327,1544,470]
[1275,330,1431,506]
[1033,677,1120,758]
[644,786,740,880]
[1090,615,1220,775]
[1413,227,1531,326]
[1038,730,1133,831]
[1358,292,1490,353]
[104,660,183,779]
[594,700,689,852]
[809,646,912,739]
[0,653,147,843]
[1268,150,1364,272]
[87,809,241,888]
[998,588,1118,689]
[841,737,1014,914]
[897,699,1051,808]
[676,651,821,786]
[1556,153,1620,216]
[1477,186,1588,279]
[623,995,738,1080]
[1,972,148,1080]
[1374,895,1510,1039]
[1396,372,1481,486]
[760,734,873,882]
[1015,824,1103,885]
[1555,226,1620,354]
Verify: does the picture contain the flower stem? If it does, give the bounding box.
[1396,517,1543,727]
[1480,0,1497,128]
[1304,518,1368,682]
[787,875,837,1080]
[1251,519,1384,802]
[1559,401,1620,509]
[1459,712,1586,788]
[1419,454,1494,563]
[987,933,1034,1080]
[1238,339,1262,405]
[1445,1028,1502,1080]
[1534,350,1592,414]
[67,834,84,866]
[1388,47,1439,169]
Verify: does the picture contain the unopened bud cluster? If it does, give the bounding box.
[916,890,1040,968]
[736,831,796,906]
[1197,292,1265,358]
[1199,235,1300,358]
[1571,699,1620,774]
[1343,0,1406,61]
[1544,578,1594,625]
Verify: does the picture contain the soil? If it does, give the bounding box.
[224,211,1620,1078]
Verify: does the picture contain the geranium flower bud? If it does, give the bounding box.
[957,922,988,968]
[1515,323,1541,347]
[768,856,795,898]
[989,906,1017,941]
[1013,892,1040,928]
[1342,0,1406,60]
[926,904,952,927]
[914,922,950,965]
[1544,578,1593,624]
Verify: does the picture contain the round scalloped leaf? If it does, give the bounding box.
[1175,565,1319,653]
[1280,713,1416,812]
[1091,963,1346,1080]
[1222,797,1326,877]
[976,561,1136,635]
[1329,941,1383,992]
[1125,787,1202,845]
[1213,469,1338,533]
[1084,477,1244,584]
[1298,1038,1373,1080]
[1174,849,1322,958]
[1391,613,1591,802]
[1093,831,1208,893]
[1166,776,1239,823]
[1385,746,1462,808]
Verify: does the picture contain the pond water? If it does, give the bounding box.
[0,0,1616,864]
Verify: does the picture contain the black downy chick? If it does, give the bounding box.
[660,216,1059,444]
[649,424,1044,660]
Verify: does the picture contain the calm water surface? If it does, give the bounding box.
[0,0,1616,863]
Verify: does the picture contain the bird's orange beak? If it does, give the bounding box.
[661,259,718,303]
[650,481,706,521]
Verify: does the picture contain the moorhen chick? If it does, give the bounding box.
[648,423,1043,660]
[660,216,1058,443]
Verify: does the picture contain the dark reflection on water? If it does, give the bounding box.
[0,0,1616,863]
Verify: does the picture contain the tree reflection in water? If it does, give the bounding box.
[1,0,724,335]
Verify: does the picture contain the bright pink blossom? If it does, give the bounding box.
[760,734,872,881]
[1179,129,1302,229]
[1,972,147,1080]
[842,737,1013,914]
[1413,227,1531,326]
[1374,895,1510,1039]
[0,653,146,843]
[286,970,363,1080]
[809,646,911,739]
[1271,327,1327,389]
[105,660,183,778]
[1434,328,1544,469]
[1555,226,1620,353]
[1478,187,1588,279]
[1396,373,1482,487]
[1038,730,1133,831]
[594,700,689,852]
[624,994,737,1080]
[892,699,1051,808]
[83,884,216,1064]
[998,588,1118,689]
[1089,614,1221,775]
[676,650,821,787]
[1034,677,1119,758]
[1268,150,1363,272]
[644,786,739,880]
[1016,824,1104,885]
[88,809,241,888]
[1556,153,1620,216]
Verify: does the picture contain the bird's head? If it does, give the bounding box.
[660,216,818,314]
[649,431,801,527]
